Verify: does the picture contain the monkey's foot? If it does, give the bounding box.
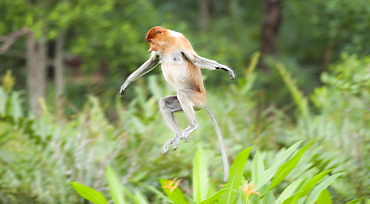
[163,137,181,153]
[181,132,190,142]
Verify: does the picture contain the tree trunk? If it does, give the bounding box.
[26,32,39,114]
[26,30,47,115]
[260,0,282,70]
[199,0,209,31]
[54,29,65,114]
[38,30,47,98]
[0,28,48,115]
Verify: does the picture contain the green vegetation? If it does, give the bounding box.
[1,53,369,203]
[1,0,369,203]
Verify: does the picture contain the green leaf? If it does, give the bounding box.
[133,189,149,204]
[305,173,344,204]
[9,92,23,123]
[296,169,332,198]
[282,169,332,204]
[251,151,264,184]
[219,146,253,203]
[268,140,314,191]
[70,182,108,204]
[199,189,233,204]
[106,166,125,204]
[345,197,364,204]
[259,140,303,187]
[316,189,332,204]
[160,178,189,204]
[282,195,298,204]
[0,88,7,117]
[277,178,306,203]
[193,145,209,203]
[134,181,171,202]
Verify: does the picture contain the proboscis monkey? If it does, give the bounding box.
[119,26,235,181]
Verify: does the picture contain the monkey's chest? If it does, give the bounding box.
[160,54,196,91]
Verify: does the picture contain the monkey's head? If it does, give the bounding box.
[146,26,181,52]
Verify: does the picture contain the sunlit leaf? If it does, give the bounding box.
[316,189,332,204]
[305,173,344,204]
[268,140,313,191]
[106,166,125,204]
[70,182,108,204]
[193,145,209,203]
[219,146,253,203]
[160,178,189,204]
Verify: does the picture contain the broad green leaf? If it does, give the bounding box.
[283,169,331,204]
[70,182,108,204]
[219,146,253,204]
[316,189,332,204]
[252,151,264,184]
[268,140,313,191]
[193,145,209,203]
[106,166,125,204]
[296,169,332,198]
[160,178,189,204]
[277,177,306,203]
[259,141,303,186]
[282,169,332,204]
[305,173,344,204]
[199,189,233,204]
[261,190,276,204]
[282,195,298,204]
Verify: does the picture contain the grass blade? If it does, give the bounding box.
[193,145,209,203]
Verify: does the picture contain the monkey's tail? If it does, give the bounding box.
[205,105,229,182]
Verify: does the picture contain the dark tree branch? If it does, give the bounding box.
[0,28,31,54]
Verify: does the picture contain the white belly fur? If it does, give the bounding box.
[160,52,193,91]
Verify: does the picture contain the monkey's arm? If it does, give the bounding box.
[182,51,235,80]
[119,51,160,96]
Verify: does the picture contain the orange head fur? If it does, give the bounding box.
[146,26,169,52]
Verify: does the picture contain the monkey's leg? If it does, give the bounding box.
[159,96,183,153]
[177,89,206,142]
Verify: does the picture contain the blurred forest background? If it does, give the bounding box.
[0,0,369,203]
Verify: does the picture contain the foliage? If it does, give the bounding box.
[71,143,363,204]
[0,70,15,93]
[0,40,369,204]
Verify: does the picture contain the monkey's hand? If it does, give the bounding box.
[216,65,235,80]
[119,84,128,97]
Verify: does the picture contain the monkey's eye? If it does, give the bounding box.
[156,31,161,34]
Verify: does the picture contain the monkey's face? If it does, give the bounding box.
[146,26,170,52]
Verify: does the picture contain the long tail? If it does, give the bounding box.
[205,105,229,182]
